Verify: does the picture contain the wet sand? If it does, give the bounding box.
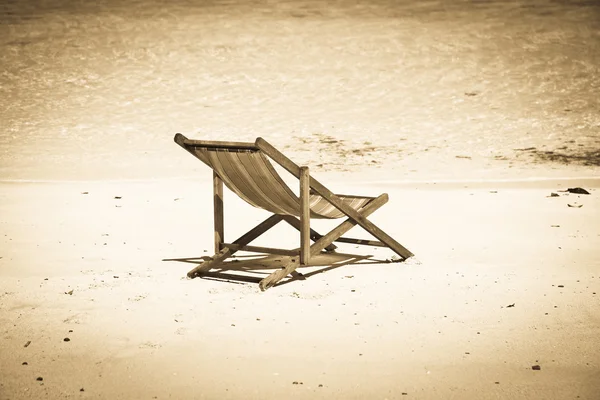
[1,0,599,181]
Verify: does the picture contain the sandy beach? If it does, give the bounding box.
[2,0,600,398]
[1,176,599,399]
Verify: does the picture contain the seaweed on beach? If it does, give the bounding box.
[535,149,600,167]
[517,147,600,167]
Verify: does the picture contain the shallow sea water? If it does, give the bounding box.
[1,0,599,181]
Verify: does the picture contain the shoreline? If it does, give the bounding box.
[1,174,599,186]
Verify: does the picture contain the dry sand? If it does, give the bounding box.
[1,176,599,399]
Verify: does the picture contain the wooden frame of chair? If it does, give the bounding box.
[174,134,413,290]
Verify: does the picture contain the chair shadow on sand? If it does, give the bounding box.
[163,252,401,288]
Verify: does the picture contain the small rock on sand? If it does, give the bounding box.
[566,187,590,195]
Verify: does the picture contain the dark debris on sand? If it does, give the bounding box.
[565,187,590,195]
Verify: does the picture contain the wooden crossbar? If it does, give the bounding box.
[309,194,388,256]
[333,237,386,247]
[223,243,298,256]
[178,136,259,151]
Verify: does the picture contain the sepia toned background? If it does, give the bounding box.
[1,1,600,399]
[1,0,599,182]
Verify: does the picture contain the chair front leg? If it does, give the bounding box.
[213,171,224,253]
[299,166,311,265]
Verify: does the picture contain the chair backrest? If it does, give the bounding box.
[194,144,305,215]
[177,136,372,219]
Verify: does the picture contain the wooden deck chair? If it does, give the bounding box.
[174,133,414,290]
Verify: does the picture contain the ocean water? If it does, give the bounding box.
[1,0,599,181]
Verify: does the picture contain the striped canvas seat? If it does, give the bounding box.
[188,145,373,219]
